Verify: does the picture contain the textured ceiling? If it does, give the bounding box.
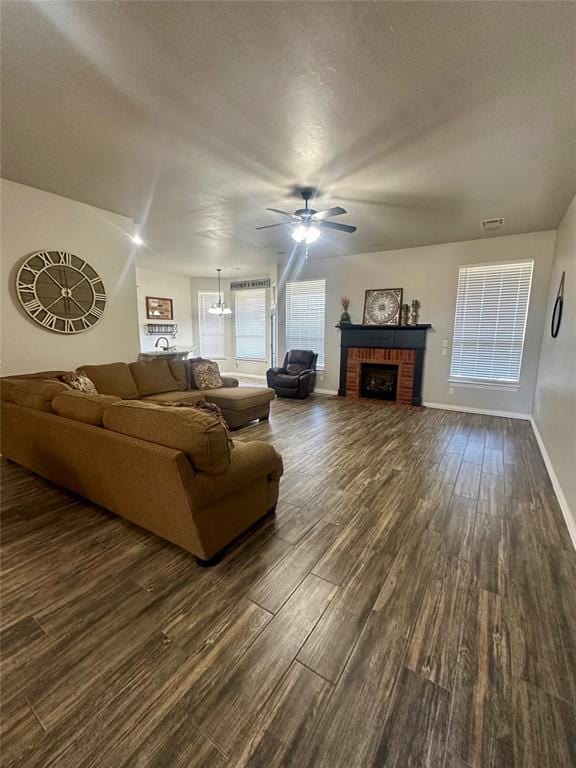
[2,1,575,276]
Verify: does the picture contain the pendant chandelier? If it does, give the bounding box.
[208,268,232,315]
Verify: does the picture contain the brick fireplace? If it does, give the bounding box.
[337,323,431,406]
[346,348,416,404]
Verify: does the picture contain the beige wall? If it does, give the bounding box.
[533,195,576,541]
[136,267,194,353]
[278,230,555,414]
[1,179,139,376]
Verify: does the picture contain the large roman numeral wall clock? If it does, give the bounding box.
[16,251,107,334]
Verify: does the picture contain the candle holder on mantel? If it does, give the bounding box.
[401,303,410,326]
[411,299,421,326]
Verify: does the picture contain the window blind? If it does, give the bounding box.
[198,292,226,359]
[450,261,534,382]
[235,289,266,360]
[286,279,326,368]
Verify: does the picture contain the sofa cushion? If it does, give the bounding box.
[129,360,180,397]
[140,390,206,404]
[203,386,275,411]
[4,370,69,381]
[1,378,70,412]
[77,363,139,400]
[161,400,234,449]
[103,400,231,475]
[190,360,223,390]
[52,391,120,426]
[220,376,239,388]
[58,371,98,394]
[168,360,189,391]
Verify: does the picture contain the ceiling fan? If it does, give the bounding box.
[256,187,357,244]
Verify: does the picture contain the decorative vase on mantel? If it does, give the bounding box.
[340,296,351,324]
[411,299,421,326]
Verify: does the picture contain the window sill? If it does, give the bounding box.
[235,357,267,363]
[449,378,521,392]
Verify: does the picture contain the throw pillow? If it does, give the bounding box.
[58,371,98,394]
[168,360,190,391]
[167,400,234,448]
[190,360,223,390]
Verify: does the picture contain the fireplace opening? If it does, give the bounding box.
[360,363,398,400]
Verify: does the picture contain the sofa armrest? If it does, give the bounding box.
[190,440,283,507]
[267,367,286,376]
[220,376,239,388]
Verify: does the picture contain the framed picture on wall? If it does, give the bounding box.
[363,288,403,325]
[146,296,173,320]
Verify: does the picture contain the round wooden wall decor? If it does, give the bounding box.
[17,251,107,334]
[550,271,565,339]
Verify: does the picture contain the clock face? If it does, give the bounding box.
[17,251,107,334]
[363,288,402,325]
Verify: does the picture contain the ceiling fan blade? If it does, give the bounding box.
[318,220,357,234]
[265,208,296,218]
[312,206,347,220]
[256,222,288,230]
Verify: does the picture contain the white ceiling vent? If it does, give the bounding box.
[481,217,505,231]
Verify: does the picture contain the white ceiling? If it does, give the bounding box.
[2,1,575,277]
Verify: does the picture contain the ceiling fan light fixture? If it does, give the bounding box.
[259,188,356,243]
[305,226,320,244]
[291,225,307,243]
[291,224,321,244]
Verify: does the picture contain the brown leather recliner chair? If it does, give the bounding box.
[266,350,318,399]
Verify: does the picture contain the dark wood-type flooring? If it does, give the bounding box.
[1,395,575,767]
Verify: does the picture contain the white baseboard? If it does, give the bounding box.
[314,388,339,396]
[530,417,576,551]
[423,402,531,420]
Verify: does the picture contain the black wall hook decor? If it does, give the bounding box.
[551,271,565,338]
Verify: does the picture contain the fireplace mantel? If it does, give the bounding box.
[335,324,432,330]
[336,323,432,405]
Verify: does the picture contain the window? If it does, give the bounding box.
[450,261,534,383]
[198,292,226,359]
[286,279,326,368]
[235,289,266,360]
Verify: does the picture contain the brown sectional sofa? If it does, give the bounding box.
[1,376,283,563]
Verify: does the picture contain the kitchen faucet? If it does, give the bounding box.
[154,337,170,351]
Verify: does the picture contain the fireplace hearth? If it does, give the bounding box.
[360,363,398,400]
